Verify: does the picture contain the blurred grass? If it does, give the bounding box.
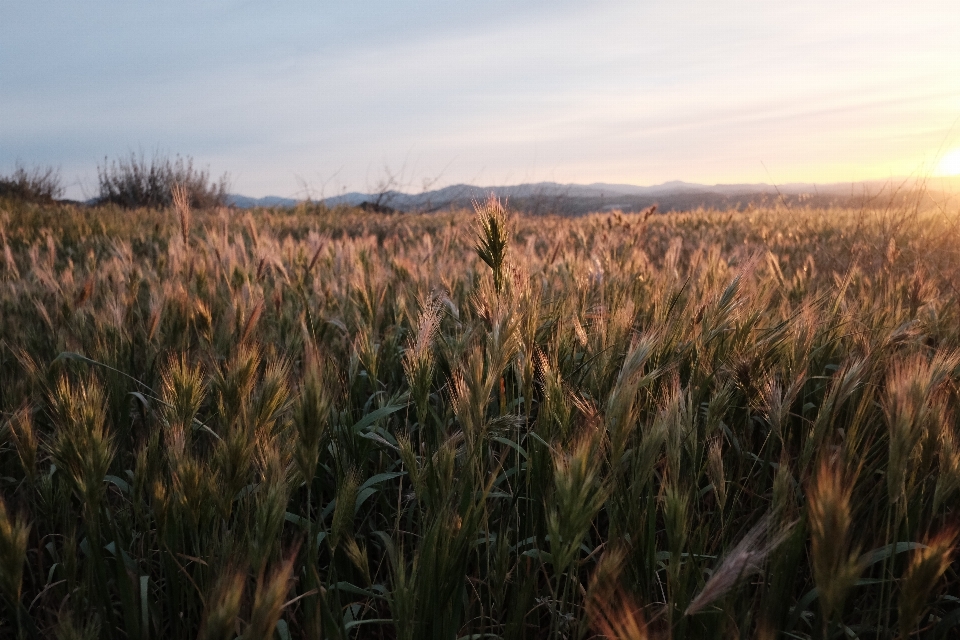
[0,195,958,639]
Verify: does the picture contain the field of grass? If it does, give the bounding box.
[1,195,959,639]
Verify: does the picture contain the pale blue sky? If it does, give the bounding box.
[2,1,959,199]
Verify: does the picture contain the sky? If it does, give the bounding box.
[2,1,960,200]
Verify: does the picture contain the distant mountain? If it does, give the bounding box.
[226,179,954,214]
[226,194,299,208]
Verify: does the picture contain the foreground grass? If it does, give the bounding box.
[0,196,959,639]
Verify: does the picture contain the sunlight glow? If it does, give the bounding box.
[936,149,960,176]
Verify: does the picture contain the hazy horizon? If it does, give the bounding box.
[3,1,959,200]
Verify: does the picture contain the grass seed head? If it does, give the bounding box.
[404,292,443,427]
[898,525,958,638]
[172,182,191,245]
[245,553,295,640]
[6,407,37,485]
[547,430,608,576]
[160,354,206,432]
[587,550,649,640]
[882,354,954,504]
[48,375,116,511]
[706,437,727,510]
[0,496,29,605]
[685,514,795,616]
[807,459,861,625]
[329,470,359,553]
[250,450,291,569]
[474,197,510,294]
[933,425,960,513]
[293,345,333,483]
[661,474,690,561]
[199,569,245,640]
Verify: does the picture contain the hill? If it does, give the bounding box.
[227,178,957,214]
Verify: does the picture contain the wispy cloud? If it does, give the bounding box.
[2,1,958,197]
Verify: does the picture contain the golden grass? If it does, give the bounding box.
[0,195,958,638]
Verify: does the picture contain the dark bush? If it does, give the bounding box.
[97,153,228,209]
[0,164,64,203]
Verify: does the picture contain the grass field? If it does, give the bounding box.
[1,195,959,639]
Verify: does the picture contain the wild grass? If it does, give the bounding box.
[0,195,958,639]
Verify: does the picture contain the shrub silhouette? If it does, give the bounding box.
[97,152,228,209]
[0,163,64,203]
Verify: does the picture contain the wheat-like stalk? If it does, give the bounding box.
[474,197,510,294]
[808,460,861,630]
[898,525,958,639]
[172,182,192,245]
[0,196,958,637]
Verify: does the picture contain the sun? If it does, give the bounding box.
[936,148,960,176]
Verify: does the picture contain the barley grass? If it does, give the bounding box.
[0,195,958,638]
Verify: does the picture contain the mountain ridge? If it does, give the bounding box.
[225,178,957,213]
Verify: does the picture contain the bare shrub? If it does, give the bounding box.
[97,152,228,209]
[0,163,64,203]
